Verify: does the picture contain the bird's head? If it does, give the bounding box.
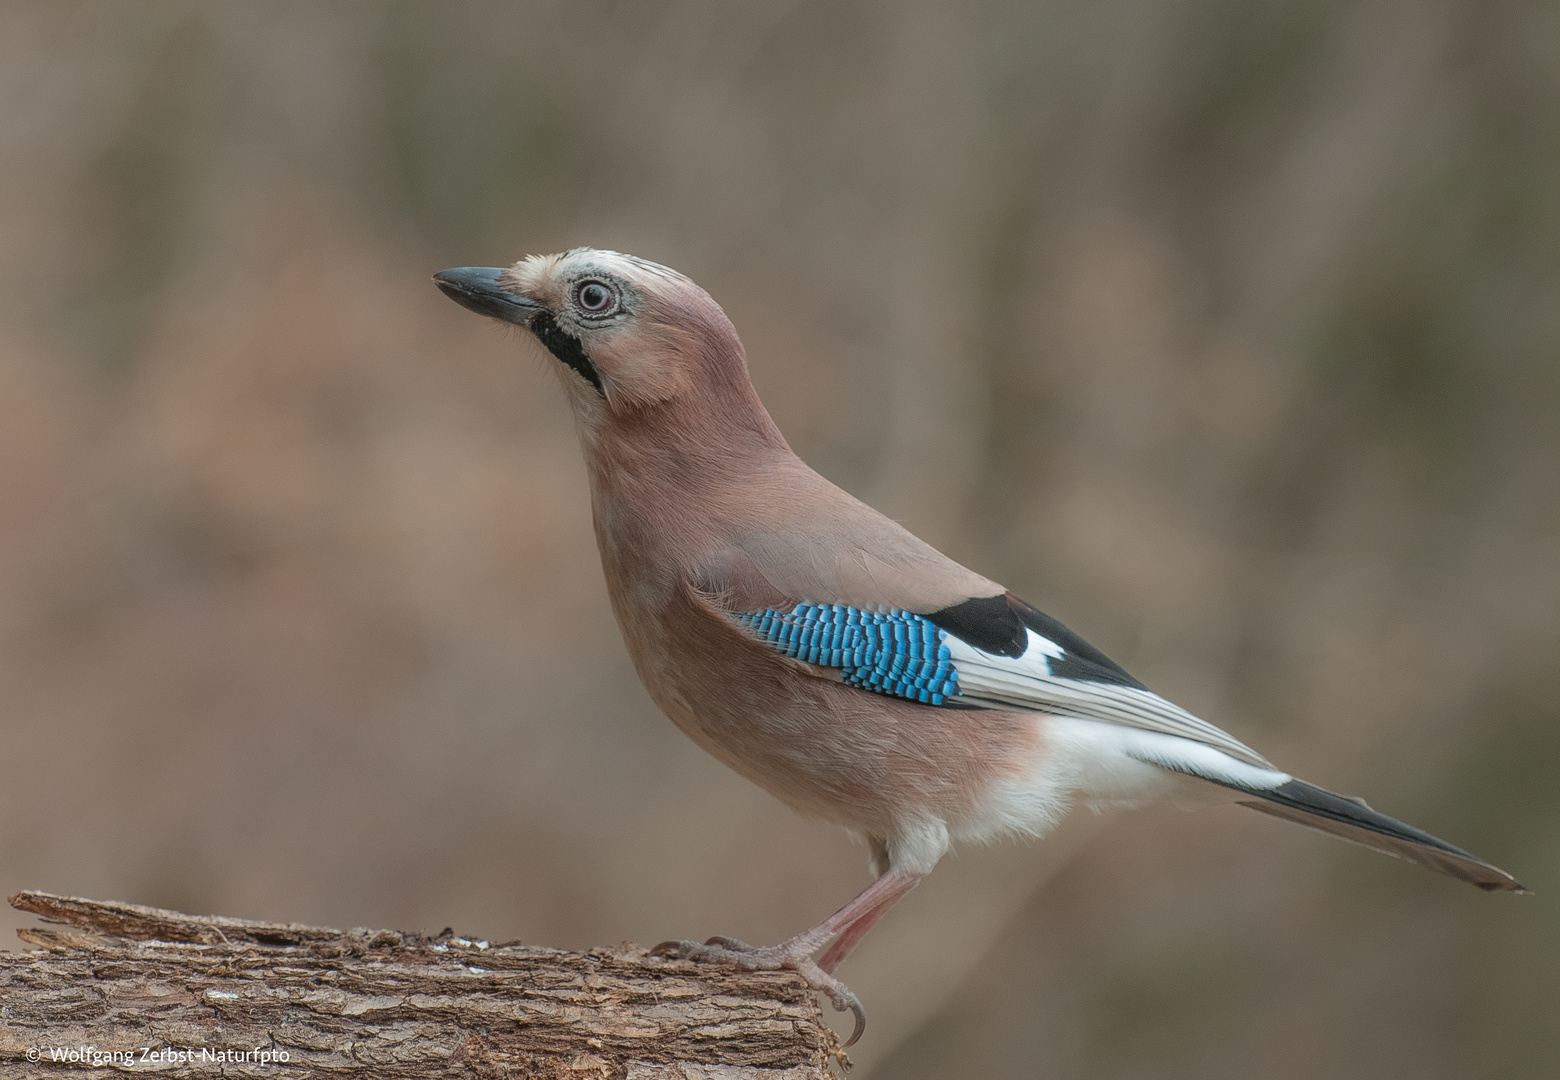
[434,249,765,438]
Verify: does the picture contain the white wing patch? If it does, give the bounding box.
[1047,718,1291,792]
[944,629,1279,771]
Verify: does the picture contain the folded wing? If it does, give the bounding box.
[730,589,1525,893]
[732,590,1275,769]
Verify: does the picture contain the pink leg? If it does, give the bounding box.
[815,876,917,974]
[652,869,925,1047]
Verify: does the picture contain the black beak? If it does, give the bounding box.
[432,267,542,325]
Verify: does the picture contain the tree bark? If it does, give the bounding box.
[0,892,844,1079]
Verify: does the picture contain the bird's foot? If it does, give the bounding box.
[651,935,866,1046]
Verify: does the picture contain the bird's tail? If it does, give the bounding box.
[1232,778,1526,893]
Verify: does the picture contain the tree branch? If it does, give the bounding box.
[0,892,844,1078]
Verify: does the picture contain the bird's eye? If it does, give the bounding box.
[575,280,616,314]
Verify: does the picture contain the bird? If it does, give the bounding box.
[433,249,1524,1046]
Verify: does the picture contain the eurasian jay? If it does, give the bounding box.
[433,249,1523,1046]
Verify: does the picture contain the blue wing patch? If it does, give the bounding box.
[733,604,961,705]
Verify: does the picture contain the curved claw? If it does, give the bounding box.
[649,933,868,1046]
[796,957,866,1046]
[652,936,757,959]
[703,935,755,950]
[841,992,867,1047]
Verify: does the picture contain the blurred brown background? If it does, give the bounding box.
[1,1,1556,1075]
